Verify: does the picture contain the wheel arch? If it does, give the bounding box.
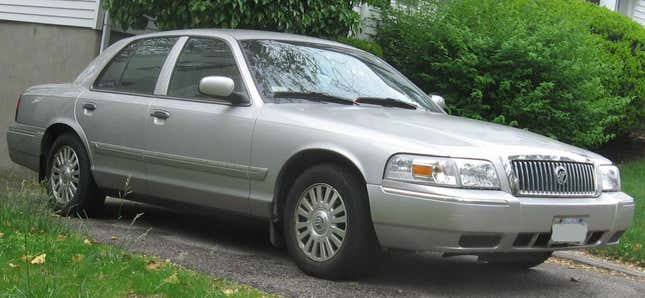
[271,148,368,224]
[39,120,91,181]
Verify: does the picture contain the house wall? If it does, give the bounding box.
[631,0,645,25]
[0,0,102,29]
[602,0,645,26]
[0,21,100,170]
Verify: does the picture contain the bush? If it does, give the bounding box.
[106,0,366,38]
[377,0,644,148]
[338,37,385,57]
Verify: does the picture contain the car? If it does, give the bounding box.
[7,29,634,280]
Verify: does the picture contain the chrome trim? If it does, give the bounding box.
[91,142,268,180]
[381,186,510,206]
[507,155,600,198]
[7,124,45,137]
[92,142,145,161]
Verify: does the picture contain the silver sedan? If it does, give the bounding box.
[7,29,634,280]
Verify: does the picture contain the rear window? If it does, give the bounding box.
[94,37,178,94]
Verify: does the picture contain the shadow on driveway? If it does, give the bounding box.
[79,198,643,298]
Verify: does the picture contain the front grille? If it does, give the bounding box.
[512,160,596,197]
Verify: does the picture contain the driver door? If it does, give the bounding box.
[144,36,259,213]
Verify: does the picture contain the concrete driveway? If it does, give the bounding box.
[78,198,644,298]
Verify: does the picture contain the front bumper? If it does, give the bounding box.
[368,180,635,253]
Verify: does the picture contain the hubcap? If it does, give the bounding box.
[294,183,347,262]
[49,145,80,204]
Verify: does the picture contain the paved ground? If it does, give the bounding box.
[76,198,644,298]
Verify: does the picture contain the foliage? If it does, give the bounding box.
[105,0,381,38]
[338,37,384,57]
[0,177,271,297]
[377,0,645,148]
[590,158,644,266]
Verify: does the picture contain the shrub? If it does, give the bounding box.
[377,0,644,148]
[105,0,366,38]
[338,37,385,57]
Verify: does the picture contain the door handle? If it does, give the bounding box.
[82,103,96,111]
[150,110,170,120]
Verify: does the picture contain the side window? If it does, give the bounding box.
[167,38,247,100]
[94,37,178,94]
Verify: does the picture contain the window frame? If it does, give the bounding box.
[90,36,181,97]
[158,36,253,106]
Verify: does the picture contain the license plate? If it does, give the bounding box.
[551,217,587,244]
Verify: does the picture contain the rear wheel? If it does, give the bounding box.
[45,133,104,216]
[478,252,552,269]
[283,163,379,280]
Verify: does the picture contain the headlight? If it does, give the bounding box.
[599,165,621,192]
[384,154,500,189]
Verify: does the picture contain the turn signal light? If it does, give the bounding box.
[412,164,433,177]
[15,95,21,121]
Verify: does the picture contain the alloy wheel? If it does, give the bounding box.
[49,145,80,204]
[293,183,348,262]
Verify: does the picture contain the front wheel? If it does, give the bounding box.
[283,164,379,280]
[45,133,104,216]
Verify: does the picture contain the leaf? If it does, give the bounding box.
[56,234,67,241]
[30,254,46,264]
[8,263,18,268]
[83,239,92,245]
[223,288,238,296]
[146,260,161,270]
[164,272,179,284]
[0,232,4,239]
[72,254,84,263]
[110,236,118,241]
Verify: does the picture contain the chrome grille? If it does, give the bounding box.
[512,160,596,197]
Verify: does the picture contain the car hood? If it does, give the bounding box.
[262,104,610,164]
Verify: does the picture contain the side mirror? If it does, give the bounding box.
[429,94,446,108]
[199,76,235,98]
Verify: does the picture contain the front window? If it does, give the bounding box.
[240,40,440,112]
[168,37,247,100]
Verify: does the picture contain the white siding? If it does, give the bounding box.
[356,3,381,40]
[633,0,645,25]
[0,0,101,29]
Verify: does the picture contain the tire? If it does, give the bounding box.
[478,252,552,269]
[45,133,104,216]
[283,163,379,280]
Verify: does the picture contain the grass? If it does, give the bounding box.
[0,176,272,297]
[589,158,644,267]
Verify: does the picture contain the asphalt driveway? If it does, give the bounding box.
[77,198,644,298]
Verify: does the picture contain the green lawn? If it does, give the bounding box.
[589,158,644,267]
[0,178,272,297]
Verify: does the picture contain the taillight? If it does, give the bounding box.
[14,95,21,121]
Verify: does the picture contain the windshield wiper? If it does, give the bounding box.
[354,97,418,110]
[272,91,355,105]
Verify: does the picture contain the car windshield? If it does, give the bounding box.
[240,40,441,112]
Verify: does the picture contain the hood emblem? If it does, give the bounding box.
[554,166,568,185]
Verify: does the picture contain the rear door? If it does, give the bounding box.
[144,36,260,213]
[76,37,178,193]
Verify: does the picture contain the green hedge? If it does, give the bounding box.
[338,37,385,57]
[105,0,364,38]
[377,0,645,148]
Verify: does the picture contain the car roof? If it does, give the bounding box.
[130,28,355,49]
